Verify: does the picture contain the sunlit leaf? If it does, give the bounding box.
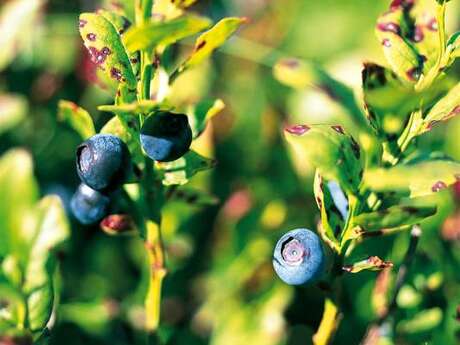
[187,99,225,138]
[58,100,95,139]
[152,0,199,20]
[0,0,43,70]
[284,124,364,194]
[363,158,460,197]
[0,150,38,260]
[175,17,246,75]
[419,82,460,133]
[0,94,27,135]
[157,150,216,186]
[274,58,367,130]
[123,15,211,53]
[24,196,70,330]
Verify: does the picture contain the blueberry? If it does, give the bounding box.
[140,111,192,162]
[70,183,110,225]
[273,228,325,285]
[76,134,130,191]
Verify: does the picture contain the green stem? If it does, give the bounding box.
[313,297,342,345]
[135,0,166,338]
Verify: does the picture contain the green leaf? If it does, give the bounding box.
[98,100,159,115]
[343,256,393,273]
[24,196,69,331]
[419,82,460,133]
[78,13,137,101]
[274,58,367,130]
[362,63,418,136]
[0,150,38,259]
[0,94,27,135]
[157,150,216,186]
[375,5,424,83]
[123,15,212,53]
[446,31,460,60]
[0,0,43,70]
[100,116,143,164]
[313,173,342,252]
[187,99,225,138]
[354,204,436,231]
[175,17,246,75]
[397,307,443,334]
[363,158,460,197]
[284,124,364,194]
[58,100,95,139]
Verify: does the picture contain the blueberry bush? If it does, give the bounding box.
[0,0,459,344]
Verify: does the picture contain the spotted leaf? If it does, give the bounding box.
[419,82,460,133]
[343,256,393,273]
[376,3,424,83]
[98,10,140,77]
[362,63,418,136]
[174,17,246,76]
[123,15,211,53]
[58,100,95,140]
[354,204,436,231]
[284,124,364,194]
[78,12,137,101]
[363,158,460,197]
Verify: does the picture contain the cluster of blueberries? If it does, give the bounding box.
[70,111,192,225]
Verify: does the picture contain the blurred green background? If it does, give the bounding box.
[1,0,459,344]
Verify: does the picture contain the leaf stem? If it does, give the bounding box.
[313,297,342,345]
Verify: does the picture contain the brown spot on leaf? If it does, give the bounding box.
[377,22,400,35]
[331,125,345,134]
[426,18,438,32]
[350,137,361,160]
[432,181,447,192]
[79,19,88,28]
[110,67,123,81]
[195,40,206,51]
[86,33,96,41]
[412,25,424,43]
[382,38,391,47]
[88,47,107,65]
[406,67,421,81]
[285,124,310,135]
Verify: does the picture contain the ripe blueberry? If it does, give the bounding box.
[76,134,130,191]
[70,183,110,225]
[140,111,192,162]
[273,228,325,285]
